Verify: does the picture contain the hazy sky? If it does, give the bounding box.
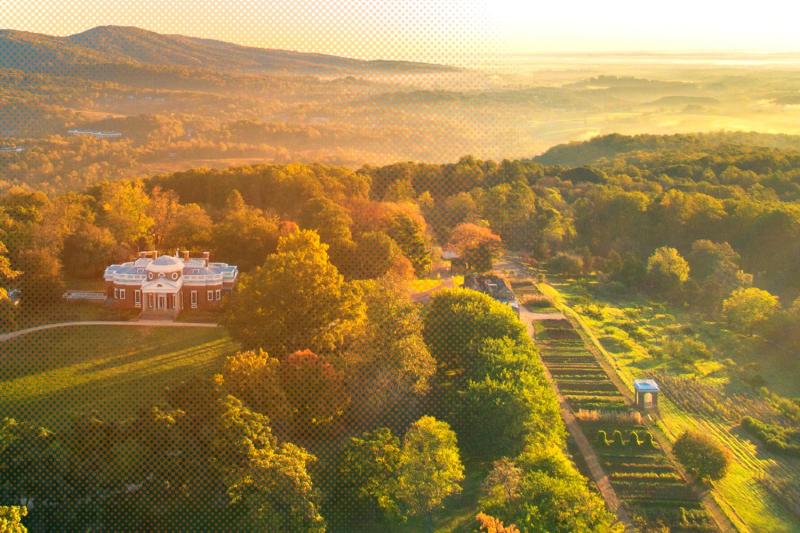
[3,0,799,63]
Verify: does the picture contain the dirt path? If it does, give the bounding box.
[0,320,220,343]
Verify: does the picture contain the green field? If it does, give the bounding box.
[542,278,800,533]
[0,326,239,430]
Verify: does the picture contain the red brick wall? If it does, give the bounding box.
[182,284,224,310]
[108,283,141,309]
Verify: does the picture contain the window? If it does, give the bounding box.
[215,289,221,301]
[120,289,126,300]
[191,290,198,309]
[171,272,179,280]
[113,288,119,299]
[134,290,141,308]
[207,290,214,301]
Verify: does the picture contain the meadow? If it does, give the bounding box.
[0,326,239,430]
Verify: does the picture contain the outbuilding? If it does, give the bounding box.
[634,379,660,410]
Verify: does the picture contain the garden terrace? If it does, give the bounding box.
[530,311,712,530]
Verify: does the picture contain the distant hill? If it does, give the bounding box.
[0,25,455,77]
[535,132,800,166]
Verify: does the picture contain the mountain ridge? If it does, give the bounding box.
[0,25,456,76]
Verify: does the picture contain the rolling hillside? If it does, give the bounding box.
[0,25,455,76]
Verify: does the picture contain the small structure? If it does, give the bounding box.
[463,273,520,315]
[634,379,660,410]
[441,249,465,275]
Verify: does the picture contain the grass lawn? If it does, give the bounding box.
[0,325,239,430]
[7,301,140,332]
[543,276,800,533]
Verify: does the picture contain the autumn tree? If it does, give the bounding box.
[218,350,290,434]
[162,202,213,251]
[279,350,350,437]
[673,431,730,482]
[344,280,435,427]
[223,229,365,354]
[95,180,154,247]
[0,506,28,533]
[16,248,64,307]
[447,223,502,272]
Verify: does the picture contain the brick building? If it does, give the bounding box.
[104,251,238,317]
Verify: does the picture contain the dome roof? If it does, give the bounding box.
[147,255,184,273]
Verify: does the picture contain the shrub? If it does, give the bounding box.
[740,416,800,456]
[548,252,584,277]
[612,430,625,447]
[673,431,730,482]
[596,430,612,447]
[643,431,657,448]
[628,431,642,447]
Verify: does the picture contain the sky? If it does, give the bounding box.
[2,0,800,63]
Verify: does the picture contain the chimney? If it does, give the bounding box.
[202,251,210,266]
[182,250,190,261]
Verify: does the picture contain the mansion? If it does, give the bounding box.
[104,251,238,317]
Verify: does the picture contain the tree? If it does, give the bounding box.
[16,248,64,308]
[339,428,403,516]
[688,240,752,311]
[279,350,349,436]
[350,231,402,280]
[212,190,280,271]
[95,180,154,247]
[548,252,584,277]
[447,223,502,272]
[673,431,730,482]
[722,287,780,334]
[147,186,180,248]
[62,221,122,278]
[387,213,431,276]
[344,281,435,427]
[646,246,690,295]
[218,350,291,434]
[223,229,365,354]
[423,289,526,373]
[0,506,28,533]
[389,416,464,527]
[162,203,213,251]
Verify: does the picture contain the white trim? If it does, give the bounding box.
[134,290,141,308]
[191,290,198,309]
[215,289,221,301]
[207,289,214,301]
[120,289,126,300]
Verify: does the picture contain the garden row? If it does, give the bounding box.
[532,311,714,531]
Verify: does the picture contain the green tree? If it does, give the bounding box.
[387,213,431,276]
[673,431,730,482]
[212,190,280,271]
[62,221,122,278]
[722,287,780,334]
[646,246,690,295]
[350,231,402,280]
[223,229,365,354]
[339,428,403,516]
[390,416,464,527]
